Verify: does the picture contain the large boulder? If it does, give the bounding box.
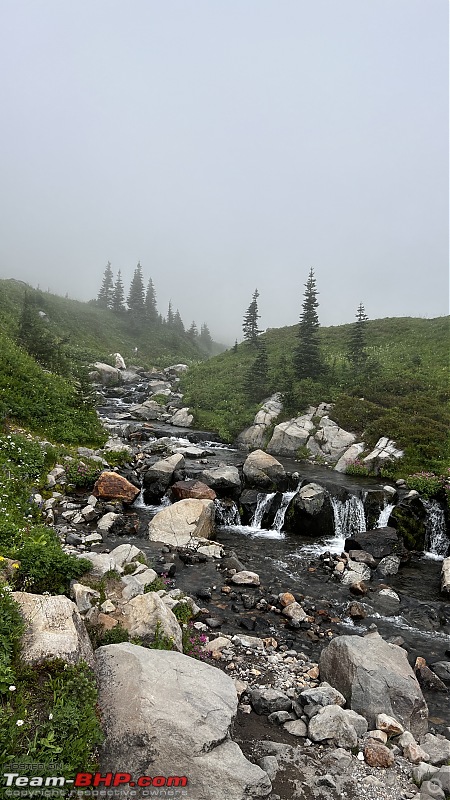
[96,644,272,800]
[143,453,185,502]
[130,400,162,420]
[169,408,194,427]
[89,362,121,386]
[344,527,408,560]
[267,416,314,457]
[148,498,215,547]
[236,395,283,451]
[319,632,428,738]
[314,418,356,462]
[121,593,183,651]
[201,466,242,497]
[362,437,404,474]
[93,471,140,504]
[334,443,366,473]
[284,483,334,537]
[243,450,285,490]
[13,592,95,668]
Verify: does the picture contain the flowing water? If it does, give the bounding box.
[423,499,449,559]
[251,492,276,528]
[376,501,395,528]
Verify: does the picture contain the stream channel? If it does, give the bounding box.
[97,378,450,730]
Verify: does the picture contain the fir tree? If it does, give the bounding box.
[243,338,269,401]
[111,270,126,313]
[127,262,145,315]
[97,262,114,308]
[173,310,185,333]
[187,321,198,339]
[199,323,213,351]
[294,268,324,380]
[167,301,174,326]
[347,303,369,370]
[144,278,158,324]
[242,289,261,345]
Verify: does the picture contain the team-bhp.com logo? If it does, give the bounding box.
[4,772,188,789]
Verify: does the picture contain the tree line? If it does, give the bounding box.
[240,269,374,403]
[95,262,213,351]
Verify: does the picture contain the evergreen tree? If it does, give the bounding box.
[233,340,238,353]
[347,303,369,370]
[173,310,185,333]
[187,321,198,339]
[242,289,261,344]
[294,268,324,380]
[111,270,126,313]
[166,301,174,326]
[243,338,269,401]
[144,278,158,324]
[127,262,145,315]
[97,262,114,308]
[199,323,213,351]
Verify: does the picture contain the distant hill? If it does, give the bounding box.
[0,278,220,443]
[181,316,449,475]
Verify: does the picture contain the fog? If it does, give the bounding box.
[0,0,448,343]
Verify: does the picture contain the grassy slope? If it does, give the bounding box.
[0,278,212,443]
[182,316,450,473]
[0,279,213,368]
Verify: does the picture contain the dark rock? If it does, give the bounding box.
[170,480,216,502]
[239,617,257,631]
[345,527,408,560]
[196,587,212,601]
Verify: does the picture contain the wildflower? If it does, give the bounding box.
[16,720,24,726]
[9,685,16,692]
[48,713,53,720]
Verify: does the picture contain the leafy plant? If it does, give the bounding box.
[64,458,102,489]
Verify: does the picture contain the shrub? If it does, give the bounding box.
[12,528,92,595]
[64,459,102,489]
[406,471,448,499]
[346,458,371,477]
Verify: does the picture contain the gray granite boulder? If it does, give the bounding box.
[96,644,271,800]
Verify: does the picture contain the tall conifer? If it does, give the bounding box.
[294,268,324,380]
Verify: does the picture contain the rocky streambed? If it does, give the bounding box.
[31,363,450,800]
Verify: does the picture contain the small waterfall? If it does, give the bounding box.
[424,499,449,559]
[331,495,367,538]
[251,492,276,529]
[376,501,396,528]
[214,499,241,526]
[272,485,301,533]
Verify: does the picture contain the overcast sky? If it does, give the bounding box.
[0,0,448,343]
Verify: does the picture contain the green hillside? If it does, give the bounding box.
[0,278,215,443]
[182,316,450,475]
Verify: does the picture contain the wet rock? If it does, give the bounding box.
[143,453,185,502]
[282,601,308,623]
[170,480,216,501]
[201,466,242,497]
[348,550,377,568]
[347,601,367,619]
[243,450,285,490]
[344,527,408,560]
[231,571,261,586]
[430,661,450,682]
[377,554,401,577]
